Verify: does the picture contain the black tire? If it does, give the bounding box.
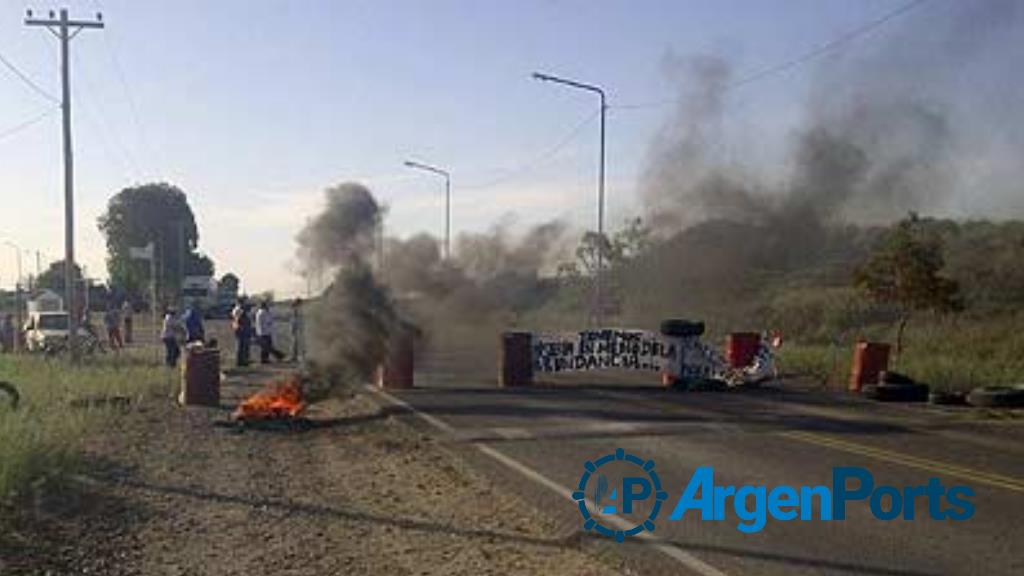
[864,382,929,402]
[0,381,19,410]
[967,386,1024,408]
[929,391,967,406]
[660,319,705,338]
[671,377,727,392]
[879,371,915,385]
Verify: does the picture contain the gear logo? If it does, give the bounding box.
[573,448,667,541]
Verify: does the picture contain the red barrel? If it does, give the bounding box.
[377,330,415,390]
[726,332,761,368]
[499,332,533,387]
[849,342,891,392]
[180,347,220,407]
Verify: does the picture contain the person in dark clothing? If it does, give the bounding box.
[232,298,253,367]
[161,308,182,367]
[181,304,205,344]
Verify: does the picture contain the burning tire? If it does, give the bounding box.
[660,319,705,338]
[966,385,1024,408]
[0,381,19,410]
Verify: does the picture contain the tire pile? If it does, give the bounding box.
[860,371,1024,408]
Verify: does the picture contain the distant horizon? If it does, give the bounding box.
[1,0,1020,296]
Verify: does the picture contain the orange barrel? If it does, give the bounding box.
[499,332,533,387]
[378,329,415,390]
[726,332,762,368]
[180,347,220,406]
[849,342,891,392]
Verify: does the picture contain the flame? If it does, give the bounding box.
[233,377,305,421]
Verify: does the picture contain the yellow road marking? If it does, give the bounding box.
[779,430,1024,493]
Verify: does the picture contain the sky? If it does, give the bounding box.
[0,0,953,295]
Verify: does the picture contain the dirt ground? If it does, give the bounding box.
[0,364,619,575]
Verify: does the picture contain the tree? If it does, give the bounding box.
[97,182,213,302]
[854,213,962,355]
[556,217,654,318]
[219,272,240,295]
[35,260,83,294]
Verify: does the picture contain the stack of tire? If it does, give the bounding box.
[861,371,929,402]
[659,319,722,391]
[966,385,1024,408]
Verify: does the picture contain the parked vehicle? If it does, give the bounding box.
[22,311,100,354]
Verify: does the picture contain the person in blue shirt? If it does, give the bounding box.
[181,304,205,344]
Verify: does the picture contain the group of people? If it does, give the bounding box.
[159,297,304,368]
[160,303,208,367]
[102,300,135,350]
[231,297,304,367]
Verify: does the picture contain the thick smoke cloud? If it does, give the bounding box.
[643,0,1023,229]
[297,183,398,384]
[628,0,1023,328]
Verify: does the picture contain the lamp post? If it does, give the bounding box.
[532,71,607,325]
[403,160,452,260]
[4,241,24,352]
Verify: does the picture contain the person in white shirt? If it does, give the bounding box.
[254,301,285,364]
[161,308,183,367]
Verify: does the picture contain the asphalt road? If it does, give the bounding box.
[376,349,1024,576]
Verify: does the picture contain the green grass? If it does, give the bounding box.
[0,349,170,501]
[778,313,1024,391]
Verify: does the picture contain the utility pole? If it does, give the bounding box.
[4,242,23,353]
[25,8,104,355]
[404,160,452,260]
[532,72,607,326]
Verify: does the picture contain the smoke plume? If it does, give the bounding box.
[627,0,1024,328]
[297,183,398,384]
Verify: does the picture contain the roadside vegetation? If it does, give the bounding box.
[392,212,1024,392]
[0,350,169,501]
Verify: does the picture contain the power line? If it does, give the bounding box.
[93,0,158,174]
[614,0,930,111]
[73,49,143,179]
[0,48,60,104]
[462,108,600,190]
[0,106,58,142]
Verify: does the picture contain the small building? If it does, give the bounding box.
[27,289,63,314]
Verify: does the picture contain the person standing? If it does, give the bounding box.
[161,308,182,367]
[0,314,13,353]
[232,298,253,367]
[255,300,285,363]
[121,300,134,344]
[289,298,305,362]
[181,304,205,344]
[103,305,123,350]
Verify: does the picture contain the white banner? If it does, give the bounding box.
[532,329,676,374]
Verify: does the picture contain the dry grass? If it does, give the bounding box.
[778,313,1024,391]
[0,349,170,500]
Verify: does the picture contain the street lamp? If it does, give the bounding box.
[404,159,452,260]
[532,71,607,325]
